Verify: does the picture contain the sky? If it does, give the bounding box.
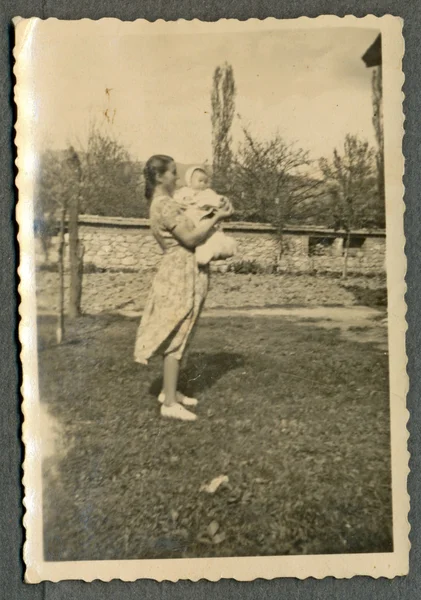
[29,24,380,165]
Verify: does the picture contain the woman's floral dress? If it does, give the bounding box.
[134,194,209,364]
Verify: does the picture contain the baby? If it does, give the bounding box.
[174,166,237,266]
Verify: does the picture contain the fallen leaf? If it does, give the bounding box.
[207,520,219,538]
[200,475,229,494]
[213,532,226,545]
[170,510,179,522]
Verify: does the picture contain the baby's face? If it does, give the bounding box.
[190,169,209,191]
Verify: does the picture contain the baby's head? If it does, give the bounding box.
[186,166,209,192]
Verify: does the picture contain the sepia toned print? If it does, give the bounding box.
[15,15,408,582]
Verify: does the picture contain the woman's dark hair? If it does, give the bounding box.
[144,155,174,201]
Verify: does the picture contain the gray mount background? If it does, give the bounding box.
[1,1,419,599]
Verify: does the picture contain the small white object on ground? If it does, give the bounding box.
[207,521,220,537]
[212,532,226,545]
[200,475,229,493]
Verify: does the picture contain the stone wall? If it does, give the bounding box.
[80,225,161,271]
[37,215,386,275]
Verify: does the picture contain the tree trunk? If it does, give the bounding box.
[274,200,284,272]
[276,228,284,271]
[56,206,66,344]
[76,242,85,311]
[40,221,50,264]
[377,152,385,207]
[260,197,267,223]
[342,232,350,280]
[68,188,83,318]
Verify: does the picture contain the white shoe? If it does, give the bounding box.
[161,403,198,421]
[158,392,198,407]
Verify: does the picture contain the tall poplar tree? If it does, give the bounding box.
[211,62,236,193]
[372,66,385,210]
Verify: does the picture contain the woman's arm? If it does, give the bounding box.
[172,213,220,249]
[172,202,233,250]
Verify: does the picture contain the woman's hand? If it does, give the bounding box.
[215,199,234,221]
[172,197,233,250]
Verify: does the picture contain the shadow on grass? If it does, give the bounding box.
[37,312,137,352]
[149,351,245,397]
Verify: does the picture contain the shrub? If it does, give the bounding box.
[344,285,387,307]
[228,260,277,275]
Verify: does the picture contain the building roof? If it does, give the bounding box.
[362,34,382,67]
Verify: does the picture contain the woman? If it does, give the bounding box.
[134,155,233,421]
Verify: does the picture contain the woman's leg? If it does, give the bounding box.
[163,355,179,407]
[161,355,197,420]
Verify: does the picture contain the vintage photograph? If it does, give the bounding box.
[15,16,407,581]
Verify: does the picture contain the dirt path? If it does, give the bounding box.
[118,304,383,320]
[117,305,387,350]
[205,305,382,321]
[37,304,387,350]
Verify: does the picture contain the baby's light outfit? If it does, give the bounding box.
[174,184,237,266]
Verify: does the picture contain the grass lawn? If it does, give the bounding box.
[38,313,392,561]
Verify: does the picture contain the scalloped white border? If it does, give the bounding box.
[14,14,408,583]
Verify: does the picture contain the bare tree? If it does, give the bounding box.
[35,147,82,343]
[211,62,236,194]
[232,125,323,266]
[81,125,141,216]
[319,134,377,279]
